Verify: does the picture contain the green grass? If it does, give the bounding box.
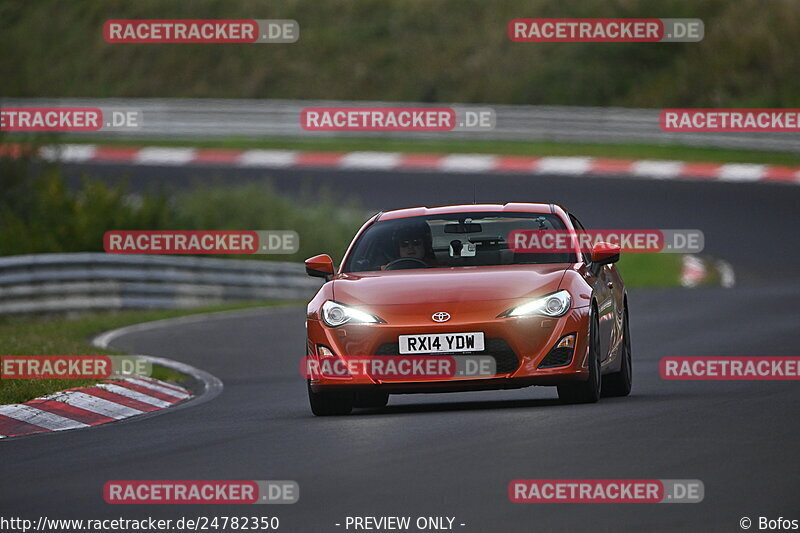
[617,253,683,289]
[47,136,800,166]
[0,301,295,404]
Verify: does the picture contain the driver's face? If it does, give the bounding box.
[399,237,425,259]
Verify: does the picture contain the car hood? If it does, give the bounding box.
[333,264,569,305]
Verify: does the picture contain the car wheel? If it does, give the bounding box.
[354,390,390,409]
[307,381,354,416]
[602,302,633,397]
[557,309,601,404]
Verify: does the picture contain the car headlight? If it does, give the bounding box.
[321,300,384,327]
[501,290,572,318]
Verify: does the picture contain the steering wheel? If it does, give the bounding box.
[384,257,428,270]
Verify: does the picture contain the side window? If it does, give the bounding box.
[569,214,591,264]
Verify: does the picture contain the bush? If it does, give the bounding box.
[0,152,365,262]
[173,182,365,262]
[0,155,170,255]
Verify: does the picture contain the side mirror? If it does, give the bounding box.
[590,242,621,265]
[305,254,335,280]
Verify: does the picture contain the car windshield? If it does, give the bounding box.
[343,212,576,273]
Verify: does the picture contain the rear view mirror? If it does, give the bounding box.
[444,223,482,234]
[305,254,334,280]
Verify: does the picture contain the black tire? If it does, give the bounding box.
[602,302,633,397]
[353,390,390,409]
[307,381,354,416]
[557,308,601,404]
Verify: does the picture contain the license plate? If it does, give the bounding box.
[398,332,485,354]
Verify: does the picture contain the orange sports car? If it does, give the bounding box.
[304,203,632,415]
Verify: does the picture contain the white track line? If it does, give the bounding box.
[134,147,197,166]
[632,160,684,179]
[92,306,290,349]
[438,154,497,172]
[717,163,766,182]
[535,157,593,175]
[133,375,192,395]
[121,377,191,399]
[340,151,401,170]
[237,149,298,167]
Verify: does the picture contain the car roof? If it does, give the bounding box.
[378,203,558,220]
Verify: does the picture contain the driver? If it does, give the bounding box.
[398,234,426,260]
[382,222,438,269]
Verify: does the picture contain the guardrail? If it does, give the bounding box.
[0,253,321,314]
[2,98,799,153]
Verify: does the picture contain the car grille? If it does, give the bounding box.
[374,338,520,375]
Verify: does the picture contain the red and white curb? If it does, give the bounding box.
[2,143,799,185]
[0,298,245,440]
[0,375,191,439]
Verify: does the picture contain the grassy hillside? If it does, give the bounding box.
[2,0,798,107]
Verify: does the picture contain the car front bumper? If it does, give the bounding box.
[306,301,592,392]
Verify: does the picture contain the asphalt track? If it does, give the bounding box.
[5,164,800,532]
